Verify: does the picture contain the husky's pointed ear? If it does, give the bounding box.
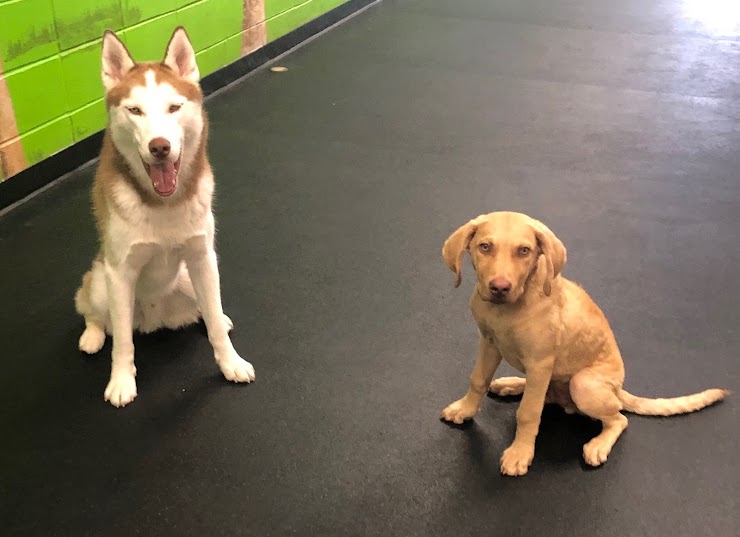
[530,218,566,296]
[442,215,484,288]
[163,27,199,83]
[101,30,135,91]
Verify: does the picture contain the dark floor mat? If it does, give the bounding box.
[0,1,737,536]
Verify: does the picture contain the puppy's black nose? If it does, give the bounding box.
[489,278,512,294]
[148,137,171,159]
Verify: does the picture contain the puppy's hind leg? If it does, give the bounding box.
[570,369,628,467]
[489,376,526,396]
[75,261,109,354]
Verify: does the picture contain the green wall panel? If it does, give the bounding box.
[313,0,347,13]
[195,34,242,77]
[195,42,227,77]
[22,114,74,165]
[0,0,58,72]
[173,0,200,8]
[122,12,181,61]
[60,41,102,111]
[222,33,244,65]
[121,0,179,27]
[5,56,69,134]
[265,0,305,19]
[177,0,243,52]
[70,99,106,141]
[52,0,124,51]
[266,0,316,42]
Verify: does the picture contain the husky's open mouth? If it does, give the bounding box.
[143,155,181,197]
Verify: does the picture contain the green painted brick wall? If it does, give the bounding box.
[0,0,351,182]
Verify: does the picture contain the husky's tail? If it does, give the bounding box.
[618,388,730,416]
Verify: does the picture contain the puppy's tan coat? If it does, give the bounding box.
[440,212,728,476]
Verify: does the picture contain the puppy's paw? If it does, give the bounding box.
[79,325,106,354]
[583,438,612,467]
[104,370,137,408]
[489,377,525,396]
[218,350,255,383]
[223,314,234,332]
[500,443,534,476]
[440,398,478,425]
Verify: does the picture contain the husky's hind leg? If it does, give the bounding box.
[75,259,109,354]
[175,263,233,332]
[157,263,200,330]
[161,291,201,330]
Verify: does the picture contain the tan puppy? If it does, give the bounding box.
[440,211,729,476]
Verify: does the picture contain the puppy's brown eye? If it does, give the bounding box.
[479,243,491,253]
[518,246,531,256]
[168,104,182,113]
[127,106,142,115]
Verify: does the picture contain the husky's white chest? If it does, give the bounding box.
[133,244,187,298]
[112,202,211,299]
[106,185,214,257]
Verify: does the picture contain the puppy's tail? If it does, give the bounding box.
[618,388,730,416]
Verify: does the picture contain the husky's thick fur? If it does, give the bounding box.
[75,27,254,407]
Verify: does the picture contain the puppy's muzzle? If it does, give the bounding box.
[488,277,512,304]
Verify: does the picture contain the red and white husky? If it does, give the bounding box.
[75,27,255,407]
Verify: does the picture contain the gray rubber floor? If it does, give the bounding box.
[1,1,738,536]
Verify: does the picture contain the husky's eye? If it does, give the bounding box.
[126,106,142,116]
[168,104,182,113]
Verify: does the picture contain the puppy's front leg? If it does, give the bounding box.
[104,260,143,407]
[441,336,502,424]
[500,357,554,476]
[185,246,255,383]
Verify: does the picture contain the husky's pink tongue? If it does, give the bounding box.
[148,161,177,195]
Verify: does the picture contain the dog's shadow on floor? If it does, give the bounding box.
[443,393,604,476]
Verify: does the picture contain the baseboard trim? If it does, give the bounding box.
[0,0,379,213]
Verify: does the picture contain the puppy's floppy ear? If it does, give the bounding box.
[101,30,135,91]
[442,216,484,288]
[531,219,566,296]
[163,26,199,83]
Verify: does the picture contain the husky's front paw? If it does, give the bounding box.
[79,325,106,354]
[104,369,138,407]
[217,350,255,383]
[223,314,234,332]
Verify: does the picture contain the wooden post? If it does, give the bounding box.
[242,0,267,56]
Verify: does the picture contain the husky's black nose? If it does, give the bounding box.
[149,137,171,159]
